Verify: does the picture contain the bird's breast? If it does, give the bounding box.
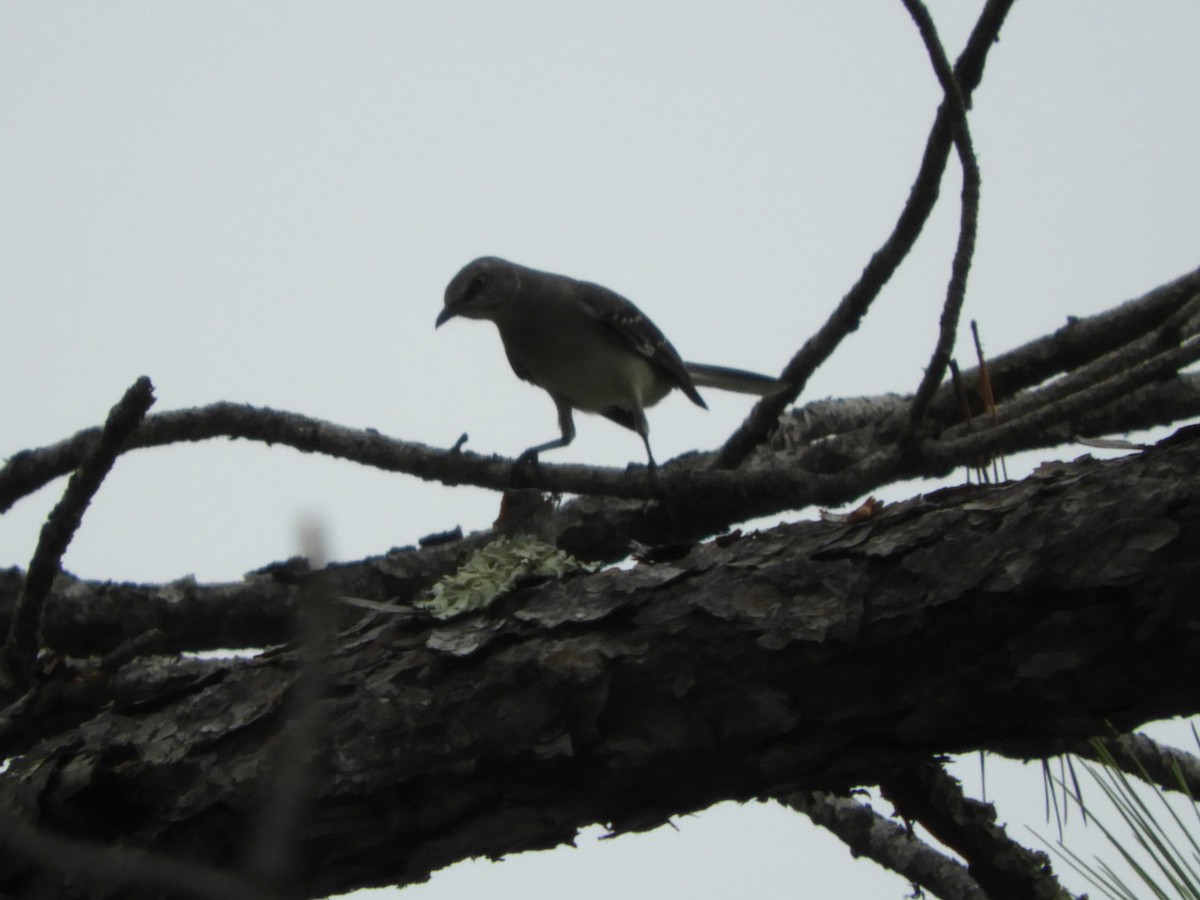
[496,314,672,413]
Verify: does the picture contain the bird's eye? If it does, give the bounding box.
[468,273,488,296]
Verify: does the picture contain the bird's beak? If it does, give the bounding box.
[435,306,456,328]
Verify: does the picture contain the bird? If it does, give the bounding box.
[436,256,783,467]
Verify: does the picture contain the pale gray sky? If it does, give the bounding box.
[3,4,1198,898]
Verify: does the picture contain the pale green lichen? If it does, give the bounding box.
[417,535,598,620]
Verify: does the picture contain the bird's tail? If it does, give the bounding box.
[684,362,786,396]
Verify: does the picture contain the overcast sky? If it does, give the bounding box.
[3,4,1199,898]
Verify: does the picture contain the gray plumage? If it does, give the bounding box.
[437,256,781,467]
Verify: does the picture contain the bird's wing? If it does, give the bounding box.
[573,280,707,408]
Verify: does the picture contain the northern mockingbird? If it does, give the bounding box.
[436,257,782,467]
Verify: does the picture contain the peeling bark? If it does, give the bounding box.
[2,426,1199,898]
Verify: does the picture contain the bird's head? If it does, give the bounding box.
[437,257,522,327]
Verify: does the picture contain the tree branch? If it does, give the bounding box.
[714,0,1015,469]
[901,0,981,434]
[3,366,1198,667]
[783,790,989,900]
[879,761,1073,900]
[2,426,1199,897]
[0,809,267,900]
[2,376,155,689]
[1076,732,1200,798]
[2,271,1198,600]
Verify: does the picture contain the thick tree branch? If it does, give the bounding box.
[3,374,1198,663]
[2,271,1199,664]
[0,809,266,900]
[2,426,1199,898]
[241,527,335,894]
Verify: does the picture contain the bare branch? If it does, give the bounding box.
[4,427,1199,896]
[980,290,1200,426]
[9,371,1193,666]
[925,326,1200,469]
[901,0,982,434]
[714,0,1015,469]
[1074,732,1200,798]
[2,376,155,689]
[784,790,989,900]
[0,401,668,507]
[3,278,1197,592]
[879,761,1074,900]
[1,273,1196,562]
[957,268,1200,411]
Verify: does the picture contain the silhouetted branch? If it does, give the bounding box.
[714,0,1016,469]
[902,0,981,434]
[1,376,155,689]
[1076,732,1200,798]
[3,272,1198,585]
[784,790,989,900]
[879,761,1073,900]
[4,427,1200,897]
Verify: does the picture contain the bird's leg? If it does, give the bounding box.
[516,397,576,465]
[633,409,657,472]
[641,438,658,474]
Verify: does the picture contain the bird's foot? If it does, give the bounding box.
[510,449,542,488]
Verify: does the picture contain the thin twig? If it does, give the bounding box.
[1,376,155,689]
[949,359,988,483]
[713,0,1015,470]
[970,322,1006,481]
[971,322,998,425]
[902,0,982,436]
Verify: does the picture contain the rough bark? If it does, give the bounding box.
[4,356,1197,664]
[2,425,1199,899]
